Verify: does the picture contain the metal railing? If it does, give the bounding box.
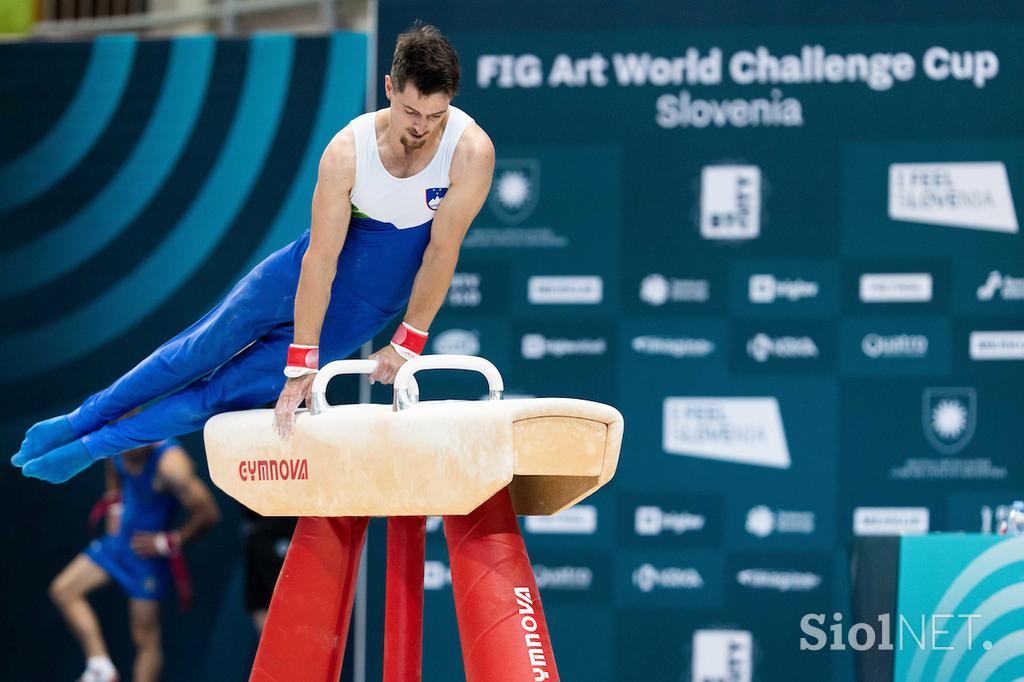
[33,0,340,35]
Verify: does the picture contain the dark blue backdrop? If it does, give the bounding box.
[371,3,1024,680]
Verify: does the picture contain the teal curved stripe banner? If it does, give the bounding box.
[0,31,368,682]
[899,536,1024,682]
[934,583,1024,681]
[0,34,295,380]
[0,36,136,212]
[0,35,215,297]
[964,630,1024,682]
[231,31,368,281]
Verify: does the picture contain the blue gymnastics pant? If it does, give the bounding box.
[68,231,396,458]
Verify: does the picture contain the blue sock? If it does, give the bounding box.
[21,440,97,484]
[10,415,75,467]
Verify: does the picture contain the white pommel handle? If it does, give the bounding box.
[309,359,419,415]
[393,354,504,411]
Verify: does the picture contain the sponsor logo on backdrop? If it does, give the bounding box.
[527,275,603,304]
[736,569,822,592]
[888,162,1018,233]
[745,505,815,537]
[632,563,704,592]
[700,165,762,240]
[424,561,452,590]
[853,507,930,536]
[524,505,597,535]
[635,506,706,536]
[746,333,819,362]
[969,331,1024,360]
[662,397,791,468]
[923,387,976,454]
[639,273,710,305]
[748,274,819,303]
[447,272,482,307]
[859,273,934,303]
[631,335,715,358]
[861,333,929,359]
[533,565,594,590]
[977,271,1024,301]
[891,386,1002,481]
[432,329,481,355]
[425,517,442,533]
[488,158,540,224]
[692,629,753,682]
[521,334,607,359]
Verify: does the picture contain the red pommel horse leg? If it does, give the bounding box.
[383,516,426,682]
[250,516,369,682]
[446,488,559,682]
[250,492,557,682]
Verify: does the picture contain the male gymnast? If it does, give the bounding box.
[49,438,219,682]
[12,24,494,483]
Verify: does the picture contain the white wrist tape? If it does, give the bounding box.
[153,532,170,556]
[390,342,420,360]
[284,344,319,378]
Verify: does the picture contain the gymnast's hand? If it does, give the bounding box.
[273,373,316,439]
[367,345,407,385]
[131,530,181,557]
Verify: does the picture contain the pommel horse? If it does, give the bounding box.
[204,355,624,682]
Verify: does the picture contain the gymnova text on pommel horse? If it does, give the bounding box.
[204,355,624,682]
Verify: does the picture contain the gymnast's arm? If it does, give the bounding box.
[273,129,356,436]
[131,446,220,556]
[368,124,495,385]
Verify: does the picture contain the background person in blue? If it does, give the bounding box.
[48,438,220,682]
[10,23,495,483]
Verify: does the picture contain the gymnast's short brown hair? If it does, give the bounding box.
[391,23,461,97]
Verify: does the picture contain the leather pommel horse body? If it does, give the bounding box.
[204,355,624,682]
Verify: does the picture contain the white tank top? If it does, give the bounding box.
[349,105,474,229]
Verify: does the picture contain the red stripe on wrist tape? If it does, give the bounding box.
[286,345,319,370]
[391,323,428,356]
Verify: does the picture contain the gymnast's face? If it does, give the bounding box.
[385,75,451,150]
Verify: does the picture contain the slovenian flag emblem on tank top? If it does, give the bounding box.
[426,187,448,210]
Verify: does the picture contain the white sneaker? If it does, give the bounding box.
[77,666,119,682]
